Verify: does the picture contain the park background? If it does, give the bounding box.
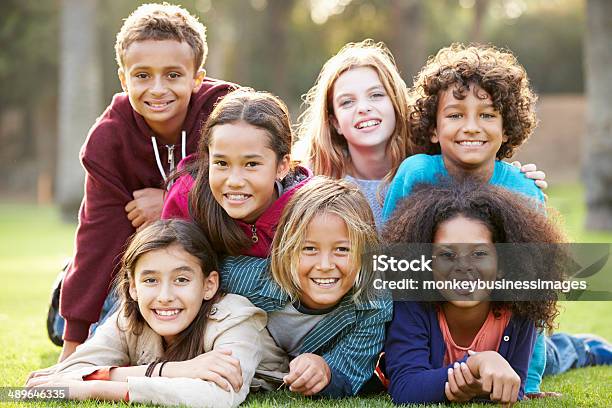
[1,0,611,406]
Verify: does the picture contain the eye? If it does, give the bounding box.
[370,92,386,99]
[212,160,227,167]
[336,246,351,253]
[168,72,181,79]
[135,72,149,80]
[437,251,456,260]
[245,161,260,168]
[481,112,497,119]
[447,113,462,119]
[339,98,354,107]
[143,277,157,284]
[175,276,190,284]
[472,250,489,258]
[302,246,317,253]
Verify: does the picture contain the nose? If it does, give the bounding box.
[357,98,373,114]
[462,114,481,134]
[316,252,335,271]
[157,281,175,303]
[454,254,474,271]
[150,75,167,95]
[226,167,245,188]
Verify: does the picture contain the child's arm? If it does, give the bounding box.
[385,302,468,404]
[109,349,242,392]
[123,302,267,408]
[61,137,142,353]
[30,311,131,380]
[314,298,393,397]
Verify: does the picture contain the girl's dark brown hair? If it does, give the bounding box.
[410,43,537,159]
[382,180,565,332]
[114,219,222,361]
[182,89,293,254]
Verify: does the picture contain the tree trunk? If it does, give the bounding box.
[390,0,426,82]
[470,0,490,44]
[583,0,612,230]
[56,0,102,220]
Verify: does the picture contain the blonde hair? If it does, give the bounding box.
[115,2,208,72]
[296,39,413,184]
[270,176,380,303]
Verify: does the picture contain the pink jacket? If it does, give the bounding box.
[162,158,312,257]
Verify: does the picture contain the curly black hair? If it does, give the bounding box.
[410,43,537,159]
[382,180,565,333]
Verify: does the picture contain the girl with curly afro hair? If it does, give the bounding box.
[383,180,565,405]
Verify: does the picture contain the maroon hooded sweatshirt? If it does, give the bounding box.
[60,77,236,343]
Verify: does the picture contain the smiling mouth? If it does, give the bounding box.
[145,101,174,110]
[311,278,340,288]
[224,193,251,202]
[153,309,182,319]
[355,119,381,129]
[457,140,486,147]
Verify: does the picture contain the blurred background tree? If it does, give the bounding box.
[0,0,608,229]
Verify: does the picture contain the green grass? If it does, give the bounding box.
[1,184,611,407]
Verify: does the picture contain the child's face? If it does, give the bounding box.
[118,39,205,140]
[297,212,357,310]
[208,121,290,224]
[129,244,218,344]
[432,84,507,173]
[432,215,498,308]
[331,66,396,156]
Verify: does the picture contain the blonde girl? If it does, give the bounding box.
[27,220,267,407]
[221,176,391,397]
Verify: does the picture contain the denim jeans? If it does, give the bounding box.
[544,333,590,376]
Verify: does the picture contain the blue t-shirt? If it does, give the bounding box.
[382,154,545,221]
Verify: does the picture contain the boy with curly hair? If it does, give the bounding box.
[52,3,237,361]
[383,43,543,209]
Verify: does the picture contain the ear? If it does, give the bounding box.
[192,69,206,94]
[502,133,509,143]
[129,281,138,302]
[430,130,439,144]
[330,115,342,135]
[118,68,127,93]
[276,154,291,180]
[202,270,219,300]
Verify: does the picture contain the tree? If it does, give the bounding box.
[583,0,612,230]
[56,0,102,219]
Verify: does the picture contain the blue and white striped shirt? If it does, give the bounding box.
[221,255,392,397]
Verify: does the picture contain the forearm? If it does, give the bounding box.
[109,366,148,381]
[82,380,128,402]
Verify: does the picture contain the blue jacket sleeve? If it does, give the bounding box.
[506,319,537,400]
[319,299,393,397]
[385,302,469,404]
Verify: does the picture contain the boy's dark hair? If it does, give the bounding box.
[188,89,293,255]
[114,219,223,361]
[382,180,564,333]
[410,43,537,159]
[115,2,208,72]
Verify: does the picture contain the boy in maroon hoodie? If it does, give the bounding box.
[54,3,236,360]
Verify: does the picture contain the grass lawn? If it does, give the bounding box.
[0,184,611,407]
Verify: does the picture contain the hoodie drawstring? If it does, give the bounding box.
[151,130,187,190]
